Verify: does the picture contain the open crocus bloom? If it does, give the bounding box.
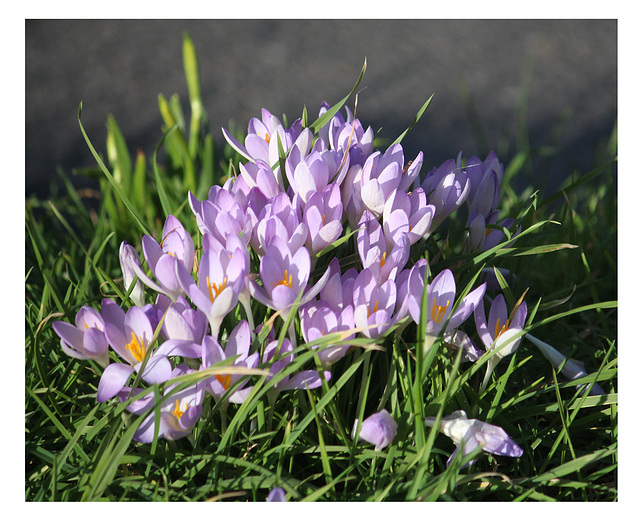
[475,293,528,390]
[352,409,397,451]
[98,305,172,402]
[117,364,205,443]
[405,266,486,353]
[200,321,259,404]
[176,242,246,338]
[425,410,523,467]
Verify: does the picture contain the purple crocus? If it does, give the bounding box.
[352,268,397,339]
[475,293,528,391]
[98,305,173,402]
[175,240,246,338]
[382,188,435,246]
[467,211,515,252]
[285,145,350,205]
[405,266,486,354]
[357,210,410,283]
[352,409,398,451]
[249,237,331,322]
[421,157,470,235]
[153,294,208,359]
[263,337,330,391]
[266,487,287,502]
[317,101,375,166]
[251,192,308,258]
[302,183,343,256]
[119,242,145,307]
[52,304,110,367]
[116,364,205,443]
[360,144,422,218]
[131,215,194,302]
[200,321,259,404]
[299,297,355,369]
[425,410,523,468]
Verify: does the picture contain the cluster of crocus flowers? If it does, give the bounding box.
[51,99,600,471]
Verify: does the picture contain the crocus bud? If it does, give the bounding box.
[352,409,398,450]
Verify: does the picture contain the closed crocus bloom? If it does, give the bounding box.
[266,487,287,502]
[302,183,343,255]
[153,294,208,359]
[425,410,523,468]
[300,299,355,369]
[119,242,145,307]
[360,144,405,218]
[353,268,397,339]
[464,151,503,211]
[352,409,397,451]
[422,158,470,234]
[253,192,308,257]
[382,188,435,246]
[53,305,110,367]
[131,215,194,302]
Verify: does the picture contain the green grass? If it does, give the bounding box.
[25,33,617,502]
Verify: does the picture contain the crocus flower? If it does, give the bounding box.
[405,266,486,353]
[53,304,110,367]
[357,210,410,283]
[222,109,313,173]
[475,293,528,391]
[285,145,350,205]
[263,337,330,391]
[131,215,195,302]
[299,298,355,369]
[467,210,515,252]
[352,268,397,339]
[116,364,205,443]
[382,188,435,246]
[360,144,422,218]
[98,305,173,402]
[352,409,397,451]
[302,183,343,256]
[200,321,259,404]
[119,242,146,307]
[189,189,252,253]
[249,237,331,322]
[153,294,208,359]
[175,240,246,338]
[526,333,606,396]
[317,101,375,166]
[251,192,308,258]
[266,487,287,502]
[425,410,523,468]
[421,157,470,234]
[464,151,503,213]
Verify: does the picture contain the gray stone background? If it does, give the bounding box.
[25,19,617,200]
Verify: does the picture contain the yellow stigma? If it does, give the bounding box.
[206,276,228,303]
[430,300,450,324]
[380,252,387,268]
[494,318,510,339]
[126,331,146,363]
[264,132,271,144]
[172,399,188,420]
[369,299,380,317]
[275,269,293,288]
[215,373,232,391]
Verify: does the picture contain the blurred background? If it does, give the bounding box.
[25,19,617,200]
